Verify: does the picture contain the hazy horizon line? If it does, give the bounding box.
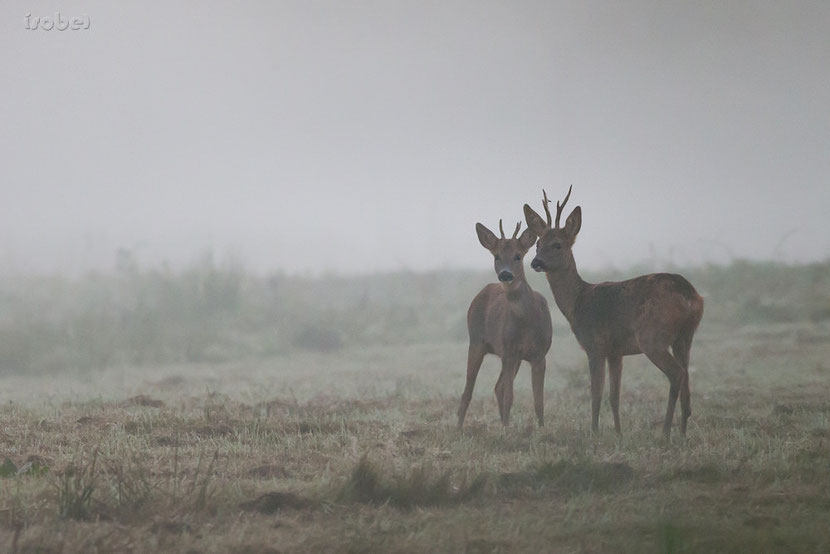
[1,248,826,281]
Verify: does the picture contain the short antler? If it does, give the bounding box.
[554,185,573,228]
[542,190,553,227]
[498,220,523,240]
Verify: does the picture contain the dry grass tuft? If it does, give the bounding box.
[337,455,486,508]
[240,492,312,513]
[122,395,165,408]
[56,450,100,520]
[499,459,635,495]
[666,463,726,484]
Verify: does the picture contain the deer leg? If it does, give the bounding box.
[494,368,506,422]
[530,357,546,427]
[457,343,487,428]
[588,354,606,433]
[608,354,623,435]
[672,337,693,435]
[642,347,687,438]
[498,357,521,426]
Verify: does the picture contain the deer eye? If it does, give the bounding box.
[553,243,562,250]
[494,255,500,261]
[514,254,521,261]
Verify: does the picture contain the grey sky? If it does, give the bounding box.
[2,1,829,275]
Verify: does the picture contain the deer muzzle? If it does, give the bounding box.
[530,258,546,272]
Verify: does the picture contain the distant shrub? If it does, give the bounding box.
[738,296,794,323]
[291,323,343,352]
[809,304,830,322]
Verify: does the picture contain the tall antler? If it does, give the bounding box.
[499,219,505,238]
[512,222,521,239]
[541,190,553,227]
[555,185,573,228]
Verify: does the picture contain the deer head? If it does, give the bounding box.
[523,185,582,273]
[476,219,537,283]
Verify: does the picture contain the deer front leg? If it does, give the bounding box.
[588,353,606,433]
[531,357,546,427]
[457,343,487,428]
[608,354,623,434]
[494,369,505,423]
[497,357,522,426]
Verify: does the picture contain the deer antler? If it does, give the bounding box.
[512,221,521,239]
[555,185,573,228]
[499,219,505,239]
[542,189,553,227]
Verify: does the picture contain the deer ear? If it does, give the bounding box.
[565,206,582,238]
[518,227,536,250]
[523,204,547,237]
[475,223,499,251]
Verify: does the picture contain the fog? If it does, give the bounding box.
[2,1,829,276]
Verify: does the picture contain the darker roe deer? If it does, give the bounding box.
[524,187,703,437]
[457,220,553,428]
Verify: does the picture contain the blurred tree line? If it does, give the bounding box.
[0,254,828,373]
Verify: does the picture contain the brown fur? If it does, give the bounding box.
[457,222,553,428]
[524,192,703,437]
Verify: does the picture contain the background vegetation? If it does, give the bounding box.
[2,257,829,374]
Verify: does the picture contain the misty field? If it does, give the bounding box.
[2,260,830,552]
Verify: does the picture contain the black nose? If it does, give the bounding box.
[530,258,545,271]
[498,270,514,282]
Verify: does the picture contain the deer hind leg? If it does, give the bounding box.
[496,357,521,426]
[588,354,606,433]
[530,357,546,427]
[608,354,623,434]
[641,344,687,438]
[672,336,693,435]
[457,343,487,428]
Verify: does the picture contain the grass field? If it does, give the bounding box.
[2,262,830,552]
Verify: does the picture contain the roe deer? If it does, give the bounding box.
[457,219,553,428]
[523,187,703,437]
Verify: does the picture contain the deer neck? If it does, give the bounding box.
[502,278,533,311]
[544,253,587,323]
